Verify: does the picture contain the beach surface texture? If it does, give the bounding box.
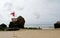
[0,29,60,38]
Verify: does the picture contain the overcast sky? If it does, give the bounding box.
[0,0,60,26]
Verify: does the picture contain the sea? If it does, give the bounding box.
[24,24,54,29]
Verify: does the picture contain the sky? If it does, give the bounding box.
[0,0,60,26]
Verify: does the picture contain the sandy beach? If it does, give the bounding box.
[0,29,60,38]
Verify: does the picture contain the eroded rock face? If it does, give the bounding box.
[0,23,7,30]
[9,16,25,29]
[54,21,60,28]
[9,22,18,28]
[17,16,25,28]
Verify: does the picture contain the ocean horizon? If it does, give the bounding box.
[24,24,54,29]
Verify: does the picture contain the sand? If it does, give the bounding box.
[0,29,60,38]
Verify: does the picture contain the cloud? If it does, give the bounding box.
[4,2,13,11]
[0,0,60,25]
[16,6,24,11]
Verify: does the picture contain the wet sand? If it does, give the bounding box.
[0,29,60,38]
